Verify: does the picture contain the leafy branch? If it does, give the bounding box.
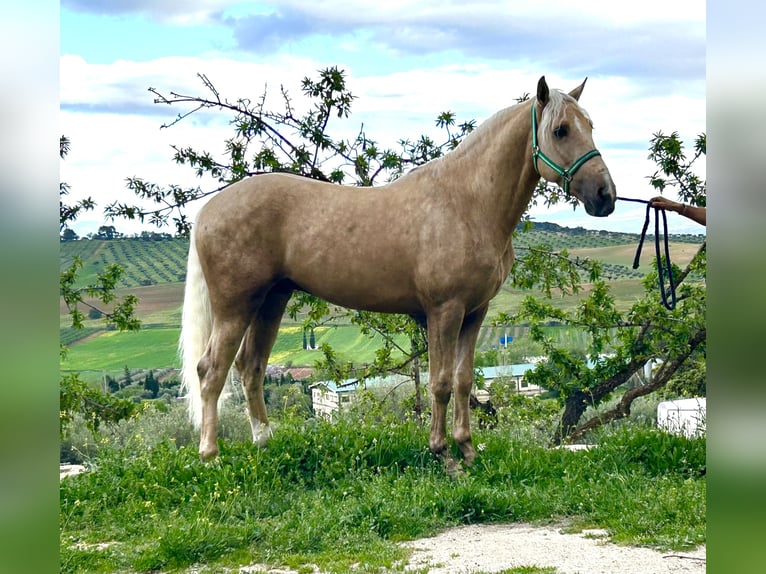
[60,136,140,437]
[647,131,706,206]
[109,67,476,237]
[508,202,706,443]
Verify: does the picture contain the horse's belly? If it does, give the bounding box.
[295,275,422,315]
[284,248,420,313]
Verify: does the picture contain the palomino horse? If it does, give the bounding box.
[180,76,616,465]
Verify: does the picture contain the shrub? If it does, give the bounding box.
[488,379,560,441]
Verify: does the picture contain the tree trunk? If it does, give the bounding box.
[552,389,590,445]
[556,327,706,444]
[412,353,422,420]
[550,354,648,445]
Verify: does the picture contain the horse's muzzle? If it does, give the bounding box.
[585,187,616,217]
[579,173,616,217]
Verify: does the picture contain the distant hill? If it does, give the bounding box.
[60,235,190,289]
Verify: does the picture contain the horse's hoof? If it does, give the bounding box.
[251,422,273,447]
[199,445,219,460]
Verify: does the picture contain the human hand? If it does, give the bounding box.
[649,196,682,213]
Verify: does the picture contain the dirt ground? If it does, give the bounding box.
[399,523,705,574]
[238,523,705,574]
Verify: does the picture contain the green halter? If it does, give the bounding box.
[531,103,601,194]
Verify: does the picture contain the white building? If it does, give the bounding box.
[310,380,355,419]
[310,374,410,419]
[310,364,542,417]
[476,364,542,399]
[657,397,706,438]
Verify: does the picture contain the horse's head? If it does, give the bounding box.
[533,76,616,217]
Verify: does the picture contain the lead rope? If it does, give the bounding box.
[617,197,677,311]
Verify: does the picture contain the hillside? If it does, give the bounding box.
[60,223,705,373]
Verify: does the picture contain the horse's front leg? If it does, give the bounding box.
[453,304,489,466]
[426,302,465,467]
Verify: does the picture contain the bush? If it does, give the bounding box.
[580,392,662,437]
[60,414,101,464]
[488,379,560,441]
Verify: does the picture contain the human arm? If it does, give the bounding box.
[649,196,706,226]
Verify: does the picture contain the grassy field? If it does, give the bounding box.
[60,404,706,573]
[61,226,705,373]
[62,328,182,371]
[62,315,623,375]
[61,322,411,373]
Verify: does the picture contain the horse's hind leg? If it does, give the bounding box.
[197,311,251,460]
[453,304,489,466]
[235,286,292,446]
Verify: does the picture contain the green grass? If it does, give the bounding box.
[61,328,182,370]
[60,408,705,573]
[61,323,410,372]
[270,324,408,365]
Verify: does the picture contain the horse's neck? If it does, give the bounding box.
[441,101,540,240]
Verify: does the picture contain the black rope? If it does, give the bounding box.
[617,197,677,310]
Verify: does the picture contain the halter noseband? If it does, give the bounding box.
[531,103,601,194]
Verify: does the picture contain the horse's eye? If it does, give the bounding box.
[553,125,568,138]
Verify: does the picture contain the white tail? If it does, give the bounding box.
[178,230,213,428]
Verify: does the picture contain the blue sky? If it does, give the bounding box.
[60,0,706,236]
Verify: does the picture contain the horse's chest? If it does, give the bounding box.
[452,246,515,306]
[486,249,514,293]
[477,243,515,298]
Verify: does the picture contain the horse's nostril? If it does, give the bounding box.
[597,186,616,210]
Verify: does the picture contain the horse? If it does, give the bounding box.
[179,76,616,466]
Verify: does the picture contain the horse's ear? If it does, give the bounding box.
[536,76,549,107]
[568,78,587,101]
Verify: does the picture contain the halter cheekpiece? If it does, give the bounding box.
[531,103,601,195]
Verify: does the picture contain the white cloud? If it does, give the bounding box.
[62,0,242,23]
[61,53,327,110]
[237,0,703,26]
[217,0,703,86]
